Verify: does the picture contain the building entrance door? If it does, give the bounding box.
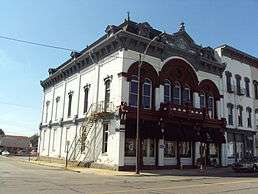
[142,139,156,166]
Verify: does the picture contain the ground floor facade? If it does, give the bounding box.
[38,115,256,170]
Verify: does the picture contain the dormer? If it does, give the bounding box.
[137,22,152,38]
[105,25,119,37]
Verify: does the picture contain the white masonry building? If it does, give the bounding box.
[38,20,257,170]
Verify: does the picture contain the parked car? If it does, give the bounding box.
[232,156,258,172]
[1,150,10,156]
[17,150,28,156]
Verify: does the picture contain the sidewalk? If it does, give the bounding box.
[10,156,238,179]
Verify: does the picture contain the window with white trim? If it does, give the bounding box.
[129,75,138,107]
[227,103,234,125]
[237,105,243,127]
[67,92,73,118]
[83,86,89,113]
[247,107,252,128]
[164,79,171,103]
[182,86,191,104]
[208,95,214,118]
[173,82,181,105]
[102,124,108,153]
[142,78,152,109]
[104,80,111,111]
[199,92,206,108]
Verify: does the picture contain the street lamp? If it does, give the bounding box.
[135,32,165,174]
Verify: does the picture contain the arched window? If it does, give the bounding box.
[142,78,152,109]
[129,75,138,107]
[164,79,171,103]
[183,85,191,104]
[208,95,214,118]
[199,92,206,108]
[173,82,181,105]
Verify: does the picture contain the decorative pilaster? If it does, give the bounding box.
[193,92,200,108]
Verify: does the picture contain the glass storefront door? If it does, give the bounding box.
[143,139,156,165]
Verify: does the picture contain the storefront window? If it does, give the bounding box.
[227,133,235,158]
[143,139,155,157]
[180,142,191,158]
[143,139,147,157]
[210,143,218,157]
[125,138,136,157]
[235,134,244,160]
[149,139,154,157]
[245,135,254,157]
[164,140,176,158]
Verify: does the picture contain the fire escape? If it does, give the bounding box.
[66,101,116,166]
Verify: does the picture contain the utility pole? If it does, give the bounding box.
[135,32,165,174]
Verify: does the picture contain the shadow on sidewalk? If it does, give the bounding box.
[135,167,258,178]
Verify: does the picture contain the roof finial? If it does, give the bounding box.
[127,11,130,21]
[179,21,185,32]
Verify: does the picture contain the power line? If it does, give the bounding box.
[0,100,36,110]
[0,34,76,52]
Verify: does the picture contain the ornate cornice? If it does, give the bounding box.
[220,44,258,68]
[41,21,226,90]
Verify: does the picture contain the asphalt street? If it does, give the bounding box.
[1,156,258,194]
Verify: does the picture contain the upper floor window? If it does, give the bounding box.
[199,92,206,108]
[67,92,73,118]
[254,81,258,99]
[225,71,233,93]
[235,74,242,95]
[129,76,138,107]
[45,101,50,123]
[208,95,214,118]
[102,123,108,153]
[182,86,191,105]
[164,79,171,103]
[83,85,90,113]
[244,77,250,97]
[142,78,152,109]
[237,105,243,127]
[104,79,111,110]
[227,103,234,125]
[246,107,252,128]
[255,110,258,128]
[54,97,60,121]
[173,82,181,105]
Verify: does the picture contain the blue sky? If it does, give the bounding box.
[0,0,257,136]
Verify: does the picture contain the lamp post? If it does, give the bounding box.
[135,32,165,174]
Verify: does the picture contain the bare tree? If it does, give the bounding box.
[0,129,5,137]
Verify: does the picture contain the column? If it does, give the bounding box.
[158,139,164,166]
[192,142,196,168]
[47,128,52,156]
[121,77,129,104]
[193,92,200,108]
[216,100,221,119]
[118,129,125,168]
[155,86,162,110]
